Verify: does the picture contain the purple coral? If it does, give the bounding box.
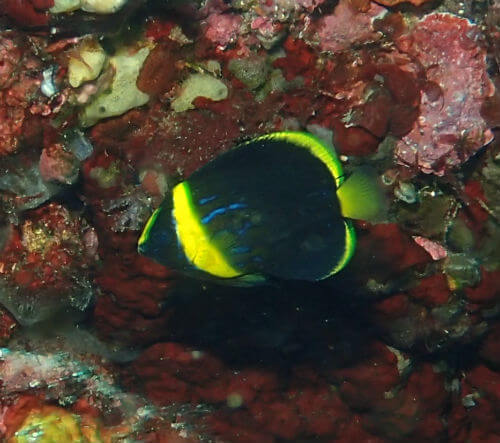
[314,0,386,53]
[395,13,495,175]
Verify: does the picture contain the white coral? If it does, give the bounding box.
[50,0,127,14]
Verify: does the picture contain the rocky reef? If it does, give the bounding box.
[1,0,500,441]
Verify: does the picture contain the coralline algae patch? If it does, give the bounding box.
[394,13,495,175]
[1,0,500,442]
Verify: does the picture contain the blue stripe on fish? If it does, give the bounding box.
[201,203,248,224]
[236,221,252,235]
[201,207,227,224]
[231,246,251,254]
[199,195,218,205]
[228,203,247,210]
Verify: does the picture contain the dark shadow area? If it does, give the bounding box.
[155,274,378,371]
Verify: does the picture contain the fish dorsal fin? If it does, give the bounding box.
[243,132,345,188]
[336,167,387,222]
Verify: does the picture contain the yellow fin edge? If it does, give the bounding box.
[327,220,356,276]
[138,207,161,247]
[172,181,242,278]
[247,131,344,187]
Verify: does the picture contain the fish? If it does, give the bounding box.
[138,131,385,284]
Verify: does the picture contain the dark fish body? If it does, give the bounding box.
[138,132,382,284]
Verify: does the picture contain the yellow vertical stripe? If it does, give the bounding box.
[172,181,242,278]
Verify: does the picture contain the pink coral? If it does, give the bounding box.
[413,236,448,260]
[39,143,79,184]
[294,0,327,9]
[395,13,495,175]
[314,0,386,53]
[203,13,242,49]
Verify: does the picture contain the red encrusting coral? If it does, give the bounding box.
[374,293,410,319]
[136,40,184,98]
[127,340,454,442]
[127,341,363,440]
[93,234,178,345]
[451,365,500,442]
[0,307,17,344]
[88,88,283,179]
[0,203,97,325]
[273,14,422,156]
[465,268,500,305]
[0,0,53,27]
[274,37,318,84]
[351,223,431,283]
[80,149,179,344]
[0,203,96,294]
[480,323,500,367]
[409,273,451,307]
[0,32,48,157]
[461,179,491,236]
[329,342,401,412]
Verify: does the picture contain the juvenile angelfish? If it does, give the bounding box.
[138,131,384,284]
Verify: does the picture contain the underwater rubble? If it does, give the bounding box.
[0,0,500,441]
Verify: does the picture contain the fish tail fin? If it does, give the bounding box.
[336,166,387,222]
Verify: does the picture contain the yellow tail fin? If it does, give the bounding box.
[336,167,387,222]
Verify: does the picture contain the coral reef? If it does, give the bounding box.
[0,33,48,157]
[1,0,500,441]
[395,14,495,175]
[0,203,97,325]
[0,0,53,26]
[0,346,203,441]
[313,0,386,53]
